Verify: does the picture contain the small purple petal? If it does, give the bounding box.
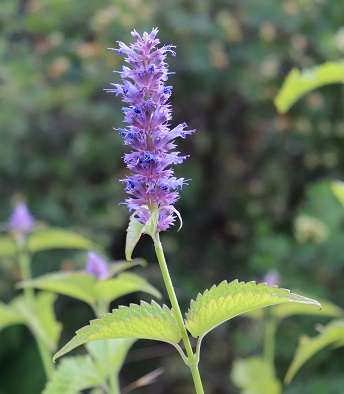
[9,202,35,233]
[86,251,108,280]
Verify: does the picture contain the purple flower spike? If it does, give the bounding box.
[86,251,108,280]
[9,202,35,233]
[106,28,195,232]
[263,270,279,287]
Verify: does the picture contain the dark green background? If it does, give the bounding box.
[1,0,344,392]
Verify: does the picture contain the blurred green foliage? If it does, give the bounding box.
[2,0,344,393]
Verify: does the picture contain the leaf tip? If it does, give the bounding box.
[52,352,60,363]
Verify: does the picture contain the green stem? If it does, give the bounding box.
[96,300,109,316]
[18,244,35,304]
[108,373,120,394]
[190,363,205,393]
[154,234,205,394]
[17,241,53,379]
[36,338,54,378]
[95,301,120,394]
[263,308,276,371]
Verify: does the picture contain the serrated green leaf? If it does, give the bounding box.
[95,272,161,303]
[20,270,161,309]
[245,293,343,322]
[44,338,135,394]
[285,319,344,384]
[125,216,144,261]
[53,301,181,361]
[0,300,25,330]
[0,235,16,257]
[185,280,320,339]
[231,356,281,394]
[27,228,99,254]
[331,180,344,208]
[19,272,97,306]
[43,355,104,394]
[13,292,61,350]
[274,61,344,113]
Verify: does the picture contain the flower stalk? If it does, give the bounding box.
[106,27,194,232]
[263,307,277,371]
[110,28,204,393]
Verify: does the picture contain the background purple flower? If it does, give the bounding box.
[9,202,35,233]
[106,28,195,232]
[263,270,280,287]
[86,251,108,280]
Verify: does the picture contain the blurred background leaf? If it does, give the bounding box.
[274,62,344,112]
[285,319,344,384]
[231,356,281,394]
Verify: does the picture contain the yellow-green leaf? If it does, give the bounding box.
[231,356,281,394]
[19,272,97,306]
[0,300,25,330]
[185,280,320,339]
[0,293,61,349]
[331,180,344,208]
[274,61,344,113]
[125,209,159,261]
[245,292,343,322]
[20,271,161,309]
[13,292,61,351]
[53,301,181,362]
[142,208,159,239]
[43,355,104,394]
[85,338,135,375]
[0,235,16,257]
[285,319,344,384]
[44,338,135,394]
[125,217,144,261]
[107,258,147,277]
[95,272,161,303]
[28,228,99,254]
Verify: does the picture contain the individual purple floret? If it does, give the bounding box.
[106,28,195,232]
[263,270,279,287]
[86,251,108,280]
[9,202,35,233]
